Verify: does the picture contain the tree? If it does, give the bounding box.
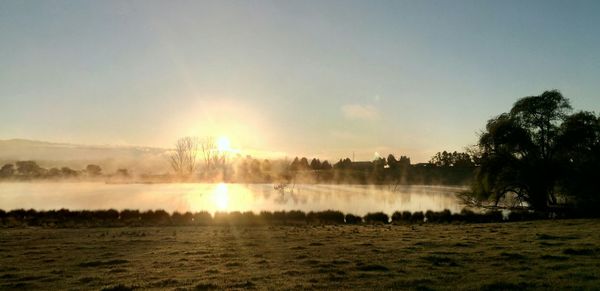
[86,164,102,177]
[468,90,573,210]
[429,151,473,167]
[398,156,411,167]
[290,157,300,171]
[261,159,272,172]
[510,90,571,160]
[310,158,322,170]
[46,167,61,178]
[200,137,216,170]
[61,167,79,178]
[0,164,14,178]
[250,158,261,178]
[15,161,44,177]
[169,137,199,177]
[333,158,352,169]
[387,154,398,169]
[554,111,600,213]
[116,168,130,177]
[371,157,386,183]
[298,157,310,170]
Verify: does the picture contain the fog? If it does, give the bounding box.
[0,182,464,215]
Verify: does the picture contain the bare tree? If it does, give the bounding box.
[201,137,216,170]
[169,137,199,177]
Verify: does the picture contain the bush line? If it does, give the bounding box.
[0,208,574,228]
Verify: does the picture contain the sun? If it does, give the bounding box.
[216,136,232,152]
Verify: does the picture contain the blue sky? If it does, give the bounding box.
[1,0,599,162]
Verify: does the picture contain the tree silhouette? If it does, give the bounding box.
[430,151,473,167]
[387,154,398,169]
[116,168,130,177]
[200,137,216,170]
[467,90,583,210]
[0,164,14,178]
[86,164,102,177]
[46,167,61,178]
[15,161,44,177]
[60,167,79,178]
[321,160,332,170]
[310,158,322,170]
[299,157,310,170]
[555,111,600,213]
[169,137,199,177]
[290,157,300,171]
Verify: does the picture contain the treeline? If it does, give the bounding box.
[0,208,579,228]
[0,151,476,185]
[0,161,129,181]
[232,151,475,185]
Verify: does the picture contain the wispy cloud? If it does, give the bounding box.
[341,104,379,121]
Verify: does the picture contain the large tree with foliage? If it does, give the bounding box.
[468,90,599,211]
[554,111,600,213]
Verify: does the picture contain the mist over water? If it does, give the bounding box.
[0,183,464,215]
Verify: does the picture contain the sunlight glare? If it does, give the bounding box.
[217,136,232,153]
[212,183,229,210]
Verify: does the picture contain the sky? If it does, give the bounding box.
[1,0,599,162]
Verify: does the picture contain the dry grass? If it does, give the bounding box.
[1,219,599,290]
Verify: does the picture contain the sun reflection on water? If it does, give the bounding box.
[212,183,229,210]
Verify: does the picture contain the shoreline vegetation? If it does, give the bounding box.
[0,152,476,186]
[1,208,594,228]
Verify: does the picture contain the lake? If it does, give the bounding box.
[0,183,465,215]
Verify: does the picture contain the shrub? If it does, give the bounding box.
[401,211,412,222]
[460,209,478,223]
[93,209,119,221]
[140,210,170,225]
[364,212,389,224]
[228,211,244,224]
[344,213,362,224]
[481,211,503,223]
[259,211,274,223]
[425,210,435,223]
[286,210,307,223]
[226,211,259,225]
[192,211,212,225]
[426,209,452,223]
[411,211,425,223]
[242,211,258,225]
[272,211,287,223]
[213,212,230,225]
[8,209,27,220]
[307,210,345,224]
[172,212,194,225]
[508,210,544,221]
[391,211,402,223]
[120,209,140,221]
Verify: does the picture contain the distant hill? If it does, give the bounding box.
[0,139,169,174]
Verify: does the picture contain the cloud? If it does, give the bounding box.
[341,104,379,120]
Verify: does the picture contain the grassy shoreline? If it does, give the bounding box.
[0,208,559,228]
[1,219,599,290]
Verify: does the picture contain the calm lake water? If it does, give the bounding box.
[0,183,465,215]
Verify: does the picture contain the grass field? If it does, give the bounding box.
[1,219,599,290]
